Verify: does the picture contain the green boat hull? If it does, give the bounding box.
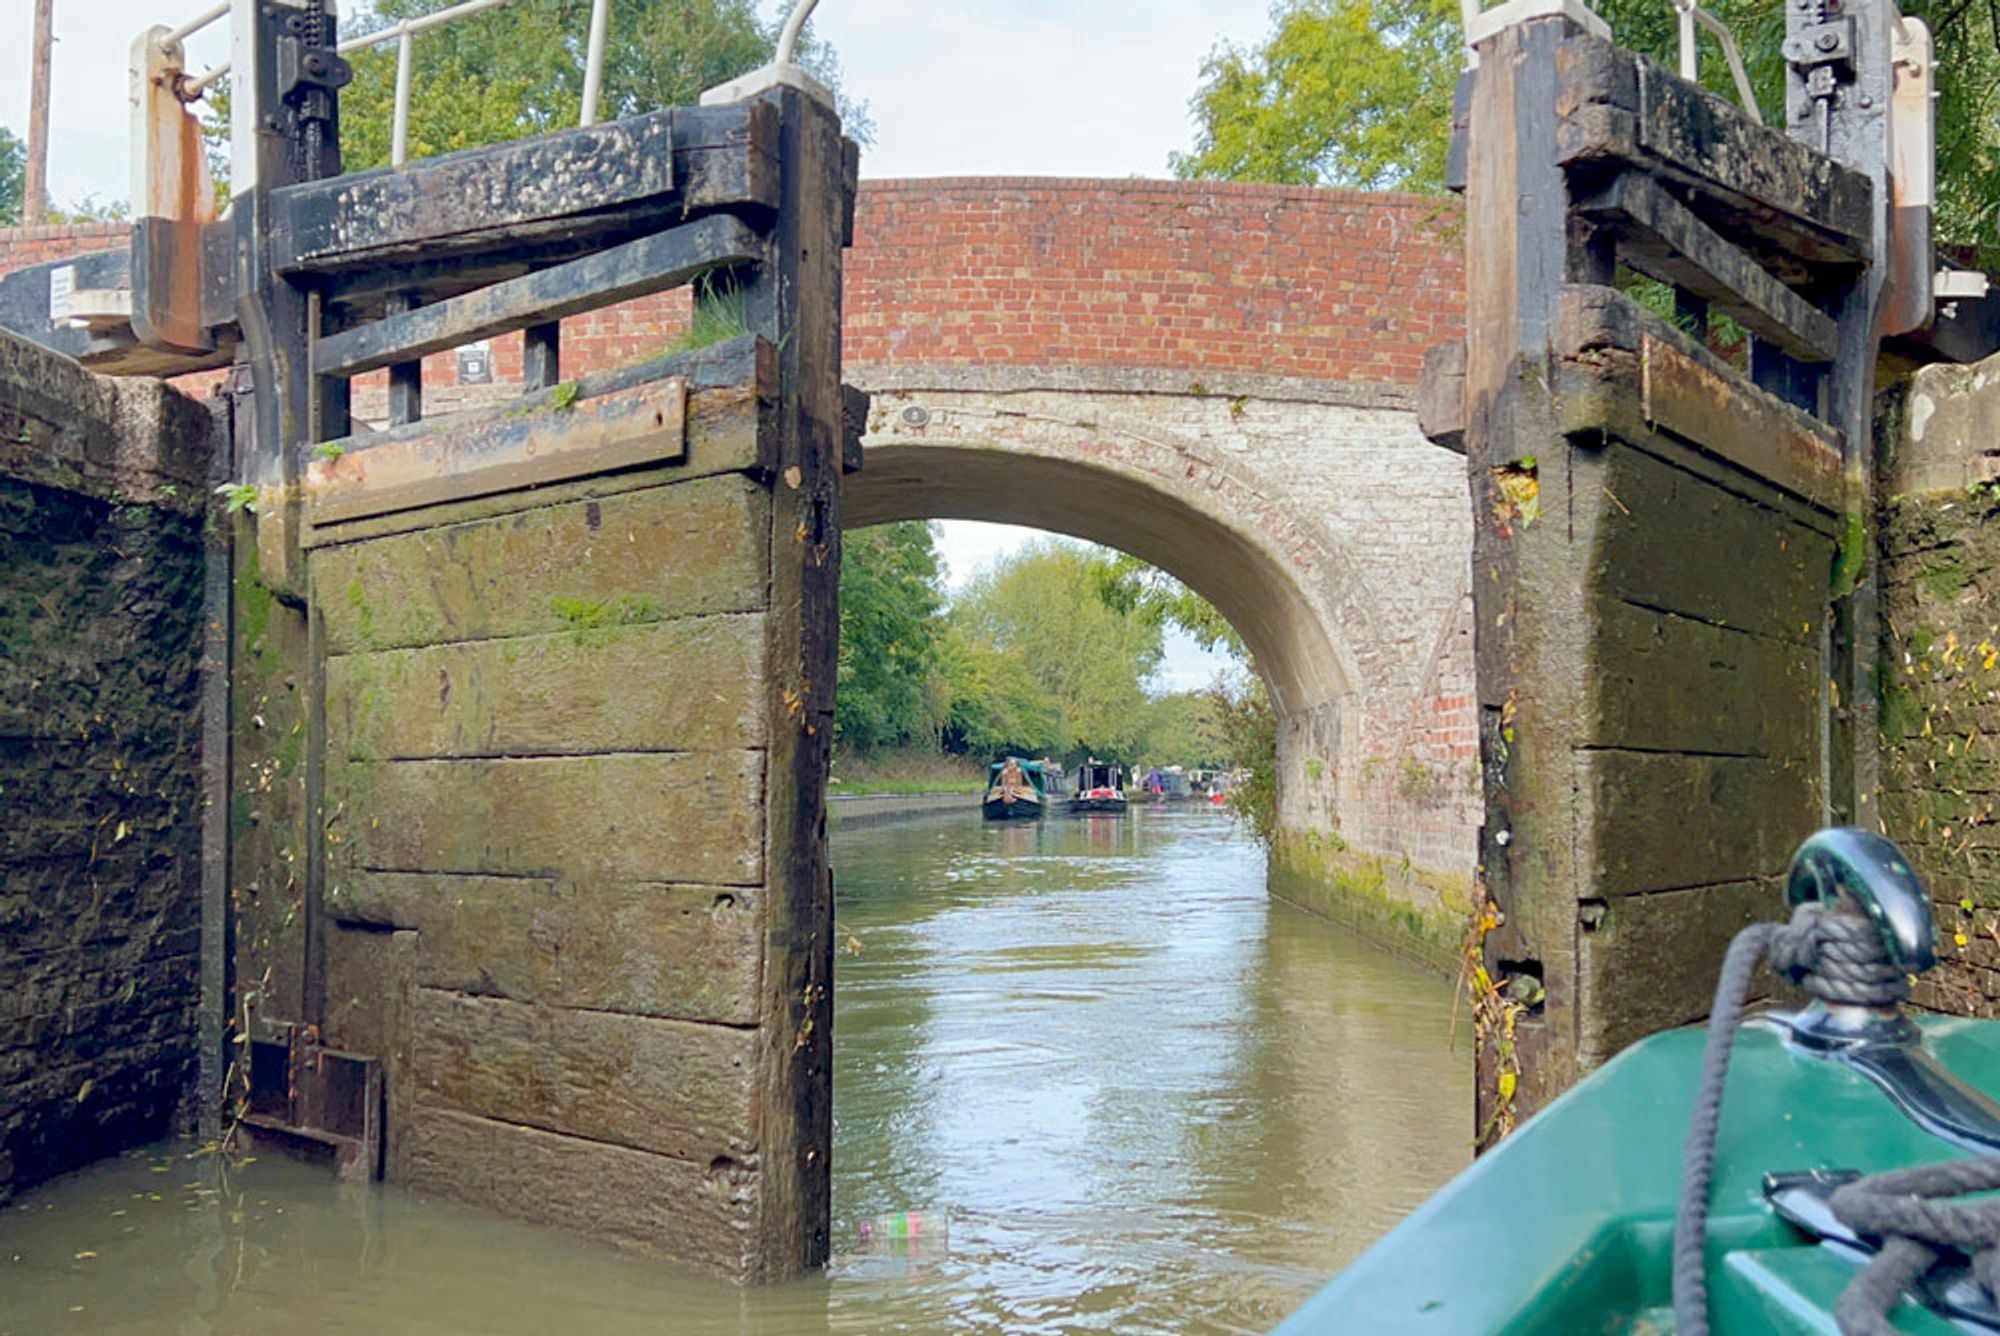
[1273,1017,2000,1335]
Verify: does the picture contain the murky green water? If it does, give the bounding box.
[2,807,1470,1335]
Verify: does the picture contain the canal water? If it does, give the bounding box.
[2,807,1470,1335]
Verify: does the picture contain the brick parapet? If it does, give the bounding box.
[0,178,1465,405]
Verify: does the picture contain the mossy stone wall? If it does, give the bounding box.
[0,330,214,1200]
[1878,486,2000,1013]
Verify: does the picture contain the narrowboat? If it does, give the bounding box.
[981,756,1047,821]
[1273,828,2000,1336]
[1066,759,1128,814]
[1042,760,1071,801]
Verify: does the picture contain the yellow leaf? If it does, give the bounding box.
[113,821,128,843]
[74,1251,97,1260]
[1957,931,1970,947]
[74,1078,94,1104]
[1498,1072,1518,1101]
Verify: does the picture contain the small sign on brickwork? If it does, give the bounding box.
[457,339,492,384]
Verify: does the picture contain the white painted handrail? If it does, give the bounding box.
[163,1,229,49]
[775,0,818,66]
[579,0,611,126]
[1671,0,1762,121]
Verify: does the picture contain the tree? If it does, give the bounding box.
[1172,0,1462,191]
[1087,552,1244,656]
[835,522,947,753]
[1205,672,1279,846]
[0,127,23,226]
[334,0,871,170]
[1134,690,1233,768]
[935,622,1061,758]
[953,540,1166,760]
[1176,0,2000,251]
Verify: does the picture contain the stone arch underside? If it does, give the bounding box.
[842,413,1365,724]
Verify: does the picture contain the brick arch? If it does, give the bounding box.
[839,177,1478,965]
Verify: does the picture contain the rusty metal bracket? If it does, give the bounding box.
[242,1027,383,1181]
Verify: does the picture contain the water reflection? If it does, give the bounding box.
[1,807,1469,1335]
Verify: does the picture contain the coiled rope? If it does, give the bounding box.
[1672,901,1915,1336]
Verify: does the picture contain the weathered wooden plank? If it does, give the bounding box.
[1462,15,1582,1132]
[273,109,677,271]
[1640,334,1846,507]
[315,216,763,378]
[413,989,758,1163]
[1554,286,1845,508]
[308,339,774,547]
[306,377,688,529]
[1575,172,1838,361]
[314,475,769,654]
[402,1107,754,1274]
[327,613,765,760]
[1417,340,1467,453]
[678,99,781,215]
[330,752,764,886]
[840,383,869,474]
[1575,881,1783,1065]
[1588,596,1820,758]
[1580,749,1820,895]
[1553,35,1871,256]
[326,873,763,1025]
[1584,437,1832,643]
[736,87,846,1279]
[1634,59,1871,247]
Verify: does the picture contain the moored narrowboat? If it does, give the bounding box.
[1272,828,2000,1336]
[1067,759,1127,814]
[982,756,1048,821]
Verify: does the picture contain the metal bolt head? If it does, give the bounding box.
[1815,30,1840,50]
[900,405,930,427]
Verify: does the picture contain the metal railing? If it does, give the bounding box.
[1671,0,1762,121]
[172,0,612,166]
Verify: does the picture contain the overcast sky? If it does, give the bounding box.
[3,0,1257,689]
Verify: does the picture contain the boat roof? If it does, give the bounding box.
[1273,1017,2000,1333]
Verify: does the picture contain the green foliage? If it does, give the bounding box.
[954,540,1167,759]
[1087,552,1246,655]
[935,620,1062,758]
[833,527,1250,774]
[1176,0,2000,251]
[1132,690,1234,768]
[550,381,582,410]
[667,273,751,355]
[548,593,659,628]
[332,0,871,172]
[1206,673,1279,846]
[837,523,948,752]
[0,126,23,225]
[43,194,131,224]
[1832,511,1868,597]
[214,482,259,514]
[312,442,347,462]
[1173,0,1465,190]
